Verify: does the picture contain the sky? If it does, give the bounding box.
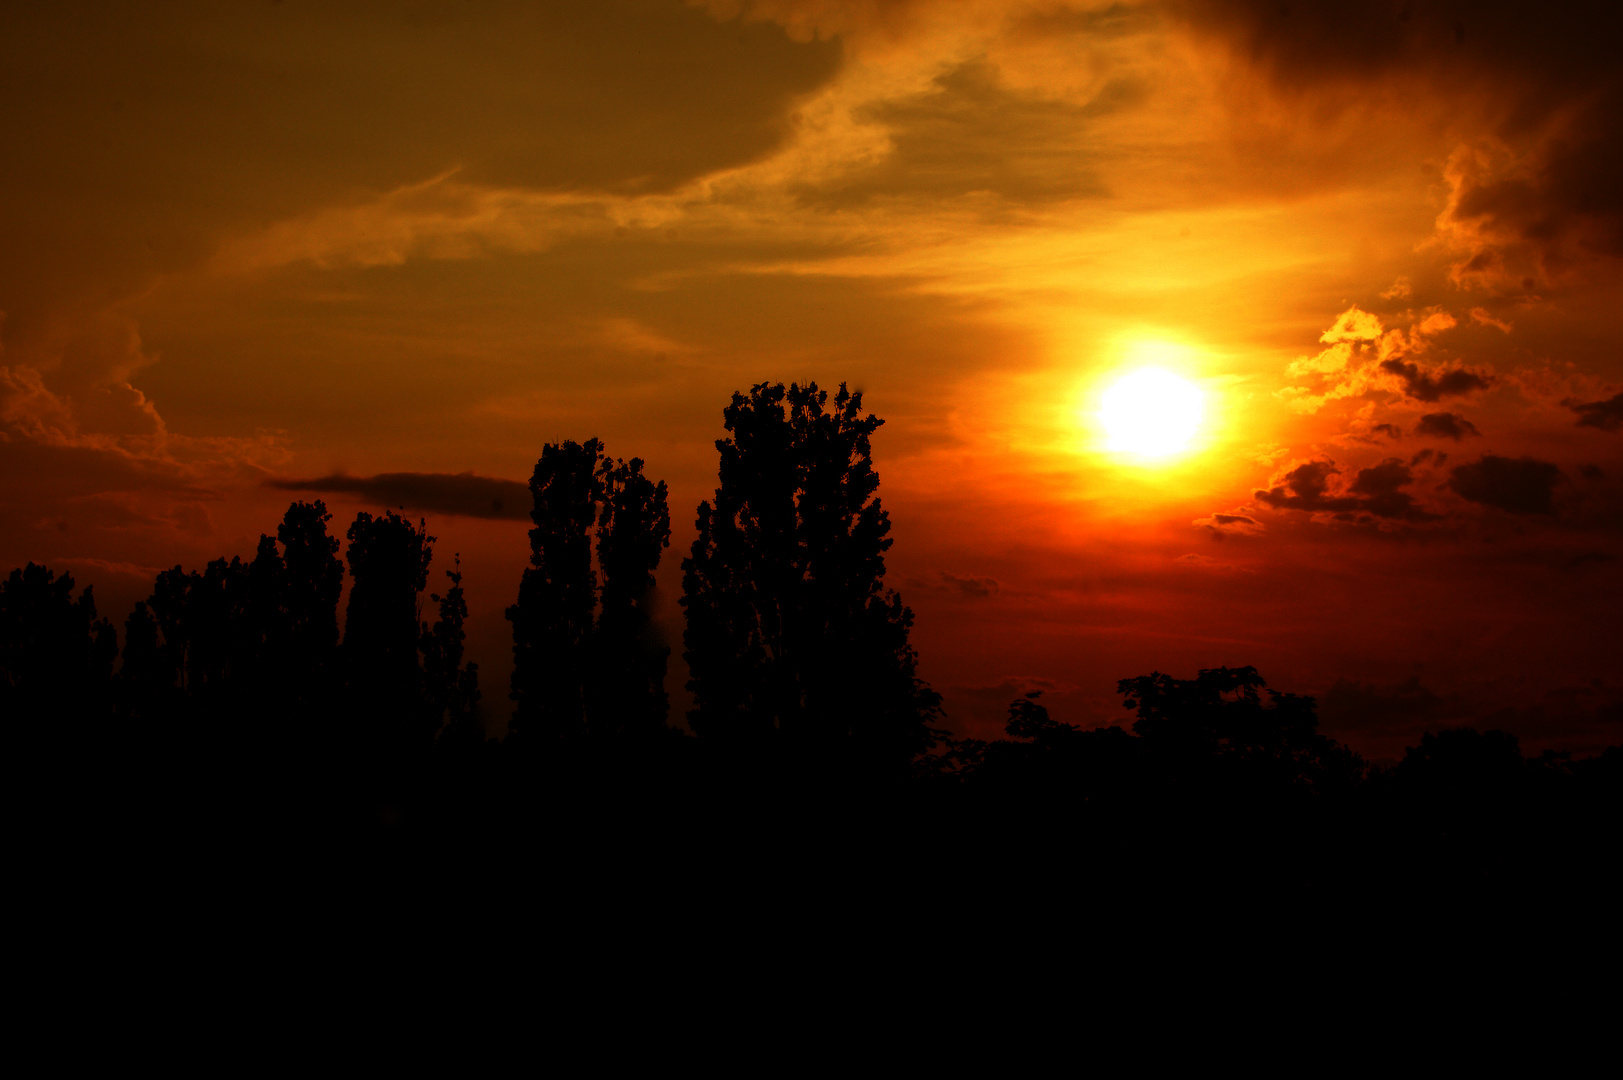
[4,0,1620,759]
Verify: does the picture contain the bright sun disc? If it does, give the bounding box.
[1101,368,1203,457]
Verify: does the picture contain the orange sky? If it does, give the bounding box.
[4,1,1620,758]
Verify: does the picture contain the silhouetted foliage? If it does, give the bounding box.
[0,563,115,744]
[590,456,672,743]
[118,558,262,736]
[681,381,941,779]
[508,439,605,744]
[507,439,672,747]
[3,387,1617,909]
[946,691,1136,814]
[344,511,435,756]
[1117,665,1364,795]
[277,500,344,683]
[423,555,482,752]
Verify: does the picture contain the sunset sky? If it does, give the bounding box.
[4,1,1620,758]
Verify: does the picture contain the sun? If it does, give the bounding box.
[1100,368,1204,457]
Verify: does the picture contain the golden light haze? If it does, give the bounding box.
[3,1,1620,756]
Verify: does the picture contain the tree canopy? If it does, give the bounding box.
[681,381,941,778]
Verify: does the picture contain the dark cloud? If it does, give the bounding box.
[1193,511,1263,539]
[1174,0,1623,122]
[1378,359,1490,402]
[1372,423,1402,439]
[1321,673,1621,758]
[0,438,214,502]
[809,61,1132,206]
[1255,457,1434,521]
[1479,685,1623,753]
[1568,390,1623,431]
[906,570,1000,598]
[937,674,1094,739]
[1319,676,1447,736]
[1413,411,1480,440]
[1410,448,1446,467]
[1176,2,1623,282]
[0,2,841,331]
[1447,455,1563,516]
[940,571,999,598]
[267,472,530,521]
[1175,553,1253,573]
[1579,464,1605,481]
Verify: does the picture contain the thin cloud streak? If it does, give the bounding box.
[267,472,532,521]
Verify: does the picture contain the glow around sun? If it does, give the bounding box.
[1100,368,1204,457]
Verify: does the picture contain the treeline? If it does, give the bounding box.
[2,382,1617,895]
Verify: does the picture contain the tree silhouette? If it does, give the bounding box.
[117,568,193,729]
[508,439,606,745]
[111,505,348,820]
[271,500,345,716]
[681,381,941,778]
[343,511,437,776]
[1116,665,1363,795]
[5,392,1620,895]
[0,564,116,745]
[589,456,671,743]
[507,440,673,746]
[118,558,262,735]
[423,555,482,751]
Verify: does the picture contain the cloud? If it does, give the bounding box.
[1192,511,1263,539]
[266,472,531,521]
[1447,455,1563,516]
[1175,1,1623,287]
[1318,676,1449,736]
[1377,358,1491,402]
[1413,412,1480,441]
[1175,553,1253,574]
[1279,307,1492,413]
[1318,306,1383,344]
[0,319,286,518]
[1410,448,1446,468]
[804,60,1127,206]
[906,569,1000,598]
[1437,123,1623,290]
[53,556,166,582]
[1568,391,1623,432]
[1469,307,1512,333]
[949,674,1082,709]
[1255,457,1435,522]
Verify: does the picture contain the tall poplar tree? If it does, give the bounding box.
[507,440,672,746]
[343,511,435,758]
[680,382,940,777]
[590,456,671,743]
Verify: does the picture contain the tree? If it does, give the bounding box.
[507,440,673,746]
[508,439,605,744]
[270,500,345,707]
[343,511,435,756]
[680,381,940,777]
[1116,666,1363,795]
[113,504,345,800]
[590,456,671,743]
[0,563,116,744]
[118,559,259,733]
[422,555,482,750]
